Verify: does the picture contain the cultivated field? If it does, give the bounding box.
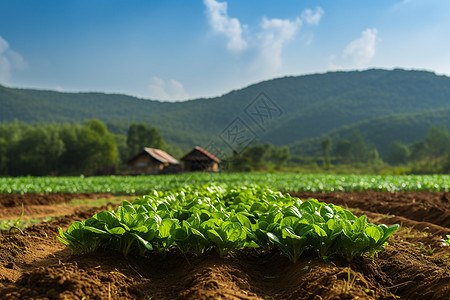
[0,174,449,299]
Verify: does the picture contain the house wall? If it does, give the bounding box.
[183,160,219,172]
[129,155,163,174]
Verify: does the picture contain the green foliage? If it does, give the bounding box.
[425,125,450,168]
[441,235,450,247]
[7,124,64,175]
[126,123,165,158]
[0,137,8,175]
[228,143,292,171]
[265,145,290,169]
[410,141,428,162]
[333,139,352,163]
[321,136,332,169]
[58,184,399,262]
[228,144,271,171]
[0,120,117,175]
[387,141,410,165]
[1,173,450,194]
[290,108,450,160]
[4,69,450,164]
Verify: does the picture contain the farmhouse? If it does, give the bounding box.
[181,146,220,172]
[127,148,181,174]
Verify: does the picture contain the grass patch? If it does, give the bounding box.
[0,216,55,232]
[68,197,131,207]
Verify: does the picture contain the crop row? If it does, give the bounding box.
[59,184,399,262]
[1,173,450,194]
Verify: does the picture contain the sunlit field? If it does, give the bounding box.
[1,172,449,194]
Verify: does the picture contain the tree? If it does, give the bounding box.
[367,148,382,165]
[114,134,129,169]
[79,119,118,174]
[321,136,332,169]
[387,141,409,165]
[59,120,118,174]
[7,125,64,176]
[410,140,428,162]
[229,143,271,171]
[351,129,371,163]
[334,139,352,163]
[442,151,450,173]
[425,125,450,167]
[126,123,165,158]
[59,123,84,174]
[0,137,7,175]
[265,145,290,169]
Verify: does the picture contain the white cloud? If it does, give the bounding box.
[256,16,302,74]
[203,0,247,52]
[0,36,26,84]
[0,37,8,53]
[330,28,378,70]
[393,0,411,10]
[147,76,190,101]
[201,3,325,78]
[301,7,324,25]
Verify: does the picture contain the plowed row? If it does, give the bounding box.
[0,191,449,299]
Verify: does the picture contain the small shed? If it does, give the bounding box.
[181,146,220,172]
[128,148,181,174]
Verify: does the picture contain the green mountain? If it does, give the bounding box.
[290,107,450,158]
[2,69,450,156]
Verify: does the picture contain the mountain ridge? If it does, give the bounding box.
[2,68,450,155]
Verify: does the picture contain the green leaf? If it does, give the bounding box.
[311,224,327,237]
[159,218,177,238]
[84,226,108,235]
[106,226,126,235]
[300,199,319,214]
[352,215,367,234]
[319,205,334,220]
[280,216,298,229]
[235,213,252,229]
[94,211,120,227]
[267,232,282,246]
[283,227,302,240]
[207,229,224,245]
[191,227,207,240]
[225,222,245,242]
[131,225,148,233]
[365,226,383,242]
[57,235,71,247]
[282,206,302,219]
[131,233,153,251]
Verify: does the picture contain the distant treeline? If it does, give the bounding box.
[228,125,450,174]
[0,119,294,176]
[0,120,449,176]
[0,120,164,176]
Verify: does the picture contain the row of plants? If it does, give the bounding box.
[2,173,450,194]
[58,184,399,262]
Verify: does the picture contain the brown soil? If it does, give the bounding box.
[0,193,123,222]
[0,193,113,209]
[0,192,449,299]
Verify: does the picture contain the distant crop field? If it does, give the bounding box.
[0,173,449,194]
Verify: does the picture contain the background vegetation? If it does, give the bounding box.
[1,68,450,175]
[0,119,449,176]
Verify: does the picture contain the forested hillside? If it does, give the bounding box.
[290,107,450,158]
[2,69,450,154]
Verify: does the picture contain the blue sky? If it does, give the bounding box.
[1,0,449,101]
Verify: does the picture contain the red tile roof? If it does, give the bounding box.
[181,146,220,163]
[143,148,180,165]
